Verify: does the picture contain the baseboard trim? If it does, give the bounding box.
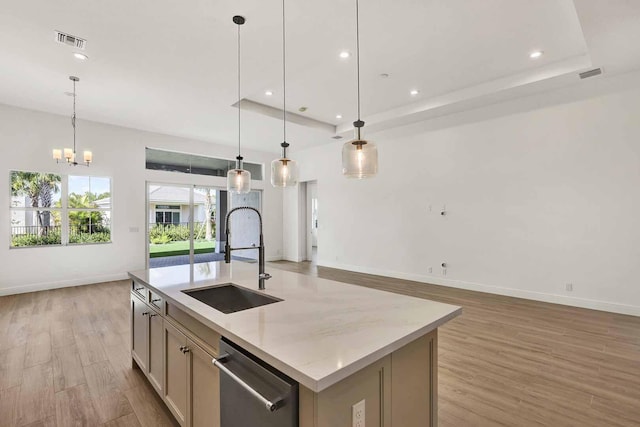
[318,260,640,317]
[0,273,130,296]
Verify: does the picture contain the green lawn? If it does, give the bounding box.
[149,240,215,258]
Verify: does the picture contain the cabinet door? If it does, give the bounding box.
[131,295,149,371]
[148,313,164,394]
[189,339,220,427]
[164,321,188,426]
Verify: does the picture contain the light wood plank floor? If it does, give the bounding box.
[272,261,640,427]
[1,262,638,426]
[0,281,178,427]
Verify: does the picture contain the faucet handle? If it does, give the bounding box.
[259,273,272,280]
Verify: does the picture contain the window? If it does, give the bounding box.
[155,205,181,225]
[68,175,112,245]
[9,171,111,248]
[145,148,264,180]
[10,171,62,247]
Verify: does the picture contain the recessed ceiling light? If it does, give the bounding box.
[265,90,273,96]
[529,50,543,59]
[73,52,88,60]
[410,89,419,96]
[339,51,350,59]
[336,114,342,119]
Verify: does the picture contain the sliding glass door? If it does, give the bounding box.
[147,183,261,267]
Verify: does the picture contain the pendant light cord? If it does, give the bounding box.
[282,0,287,145]
[72,79,77,154]
[355,0,361,122]
[237,22,242,163]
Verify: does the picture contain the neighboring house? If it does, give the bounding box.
[97,186,211,226]
[148,186,208,225]
[10,195,37,227]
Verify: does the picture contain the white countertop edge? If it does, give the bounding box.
[314,306,462,391]
[128,271,461,393]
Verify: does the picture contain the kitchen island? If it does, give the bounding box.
[128,261,461,427]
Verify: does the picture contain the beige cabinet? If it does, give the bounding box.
[163,321,220,427]
[131,292,164,395]
[148,312,164,394]
[300,331,438,427]
[164,321,189,426]
[131,295,149,372]
[189,339,220,427]
[132,282,221,427]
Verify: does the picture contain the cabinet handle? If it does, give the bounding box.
[142,312,149,316]
[152,298,161,303]
[182,346,190,354]
[149,313,158,317]
[135,287,144,292]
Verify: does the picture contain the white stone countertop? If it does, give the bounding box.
[128,261,461,392]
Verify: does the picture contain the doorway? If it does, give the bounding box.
[305,181,318,263]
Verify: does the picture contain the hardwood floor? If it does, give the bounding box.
[1,262,638,426]
[271,260,640,427]
[0,281,177,427]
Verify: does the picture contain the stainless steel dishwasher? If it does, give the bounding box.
[214,338,298,427]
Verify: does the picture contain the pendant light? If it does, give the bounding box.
[342,0,377,178]
[53,76,92,167]
[270,0,298,187]
[227,15,251,194]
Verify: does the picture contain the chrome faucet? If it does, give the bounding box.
[224,206,272,290]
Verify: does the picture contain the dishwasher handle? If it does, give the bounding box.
[213,353,283,412]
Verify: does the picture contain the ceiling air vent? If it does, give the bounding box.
[55,31,86,50]
[579,68,602,79]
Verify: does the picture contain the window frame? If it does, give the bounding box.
[9,170,113,249]
[67,175,112,246]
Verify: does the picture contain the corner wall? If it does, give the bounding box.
[286,82,640,315]
[0,103,283,295]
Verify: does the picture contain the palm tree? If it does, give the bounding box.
[204,189,214,241]
[11,172,61,234]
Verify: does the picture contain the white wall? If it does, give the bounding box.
[285,82,640,316]
[0,103,283,295]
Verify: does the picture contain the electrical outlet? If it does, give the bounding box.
[352,399,365,427]
[566,283,573,292]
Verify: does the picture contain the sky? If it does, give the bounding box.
[68,175,110,196]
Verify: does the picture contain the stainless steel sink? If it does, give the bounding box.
[182,283,282,314]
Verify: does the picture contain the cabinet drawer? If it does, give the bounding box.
[166,302,219,356]
[132,281,148,300]
[149,290,163,313]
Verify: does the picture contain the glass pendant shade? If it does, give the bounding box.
[271,157,298,187]
[342,138,378,178]
[227,168,251,194]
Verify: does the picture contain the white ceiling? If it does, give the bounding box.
[0,0,639,153]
